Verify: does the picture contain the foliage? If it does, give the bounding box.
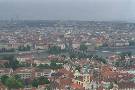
[92,55,107,64]
[50,61,63,70]
[79,43,88,51]
[14,74,21,80]
[69,53,76,59]
[32,79,39,88]
[18,45,31,51]
[0,55,29,69]
[1,75,24,89]
[47,46,62,54]
[37,61,63,69]
[119,51,132,59]
[38,76,50,85]
[114,59,134,68]
[0,55,19,70]
[0,75,9,85]
[37,64,50,69]
[32,77,50,88]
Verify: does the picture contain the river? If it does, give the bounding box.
[93,46,135,58]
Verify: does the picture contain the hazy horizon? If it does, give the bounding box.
[0,0,135,22]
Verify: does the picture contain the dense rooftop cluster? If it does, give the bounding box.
[0,20,135,90]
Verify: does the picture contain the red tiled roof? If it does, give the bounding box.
[58,68,74,78]
[71,83,84,90]
[58,77,73,89]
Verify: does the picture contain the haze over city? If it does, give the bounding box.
[0,0,135,21]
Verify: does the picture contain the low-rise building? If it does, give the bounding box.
[34,59,50,66]
[35,68,53,78]
[0,68,13,77]
[14,67,35,79]
[16,54,33,64]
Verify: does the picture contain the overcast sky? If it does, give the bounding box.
[0,0,134,21]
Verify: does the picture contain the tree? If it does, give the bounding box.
[79,43,88,52]
[1,75,9,85]
[119,51,132,59]
[32,79,39,88]
[50,61,62,70]
[50,62,57,70]
[100,57,107,64]
[14,75,21,80]
[4,76,24,89]
[69,53,76,59]
[24,78,31,86]
[9,59,20,70]
[38,76,50,85]
[18,46,24,51]
[38,64,50,69]
[0,55,20,70]
[93,55,107,64]
[18,45,31,51]
[26,45,31,51]
[32,77,50,88]
[48,46,61,54]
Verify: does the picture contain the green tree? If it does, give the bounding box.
[100,57,107,64]
[38,76,50,85]
[32,79,39,88]
[0,75,9,85]
[119,51,132,59]
[50,61,58,70]
[1,55,20,70]
[79,43,88,52]
[50,61,62,70]
[26,45,31,51]
[5,76,24,89]
[14,75,21,80]
[18,45,31,51]
[48,46,61,54]
[69,53,76,59]
[93,55,107,64]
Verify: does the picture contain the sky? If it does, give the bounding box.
[0,0,135,21]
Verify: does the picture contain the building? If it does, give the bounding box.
[14,67,35,79]
[35,68,53,78]
[0,68,13,77]
[16,54,33,64]
[33,59,50,66]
